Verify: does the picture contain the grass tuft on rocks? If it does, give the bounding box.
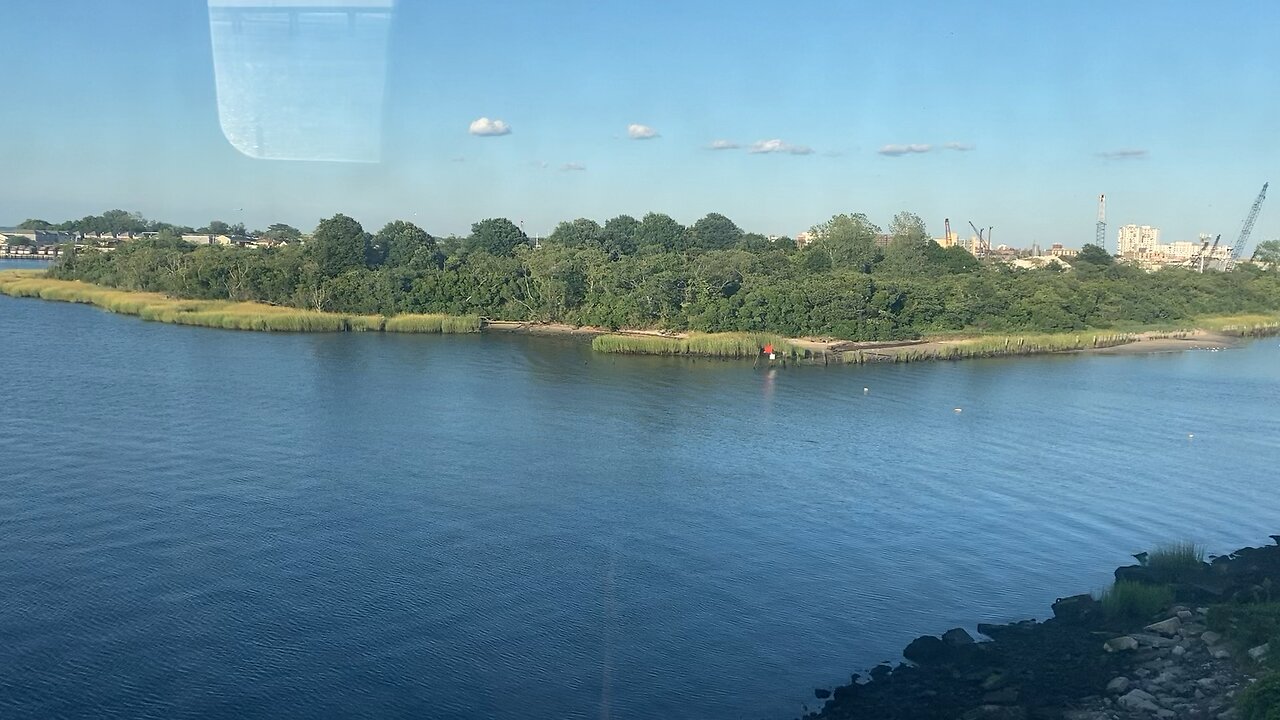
[1099,580,1174,623]
[1147,541,1206,578]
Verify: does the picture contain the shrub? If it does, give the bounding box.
[1099,581,1173,623]
[1238,671,1280,720]
[1207,603,1280,649]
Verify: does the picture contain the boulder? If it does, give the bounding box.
[1201,630,1223,646]
[1115,565,1156,584]
[982,687,1019,705]
[1051,594,1101,625]
[943,627,976,645]
[1106,676,1131,694]
[1132,633,1177,648]
[1248,643,1270,661]
[1117,688,1160,713]
[1144,616,1182,636]
[1105,636,1139,652]
[976,619,1037,640]
[903,635,948,664]
[814,688,830,699]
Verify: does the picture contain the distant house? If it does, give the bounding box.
[181,233,258,248]
[0,228,74,246]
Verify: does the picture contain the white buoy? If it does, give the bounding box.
[1188,433,1194,440]
[954,408,963,413]
[863,387,869,394]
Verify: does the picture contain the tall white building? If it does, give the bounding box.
[1117,225,1160,256]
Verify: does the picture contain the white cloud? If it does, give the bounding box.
[627,123,659,140]
[943,142,975,151]
[748,139,813,155]
[1097,148,1148,160]
[560,162,586,171]
[878,143,932,156]
[469,117,511,136]
[708,139,740,150]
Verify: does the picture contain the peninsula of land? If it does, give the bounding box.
[3,269,1276,365]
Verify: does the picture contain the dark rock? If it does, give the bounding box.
[869,663,891,680]
[903,635,949,665]
[977,619,1038,640]
[982,687,1020,704]
[982,673,1009,691]
[944,627,977,645]
[813,688,830,699]
[1115,564,1156,584]
[961,705,1028,720]
[1051,594,1101,625]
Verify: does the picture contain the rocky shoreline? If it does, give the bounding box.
[796,538,1280,720]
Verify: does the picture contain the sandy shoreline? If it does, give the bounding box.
[1084,330,1240,355]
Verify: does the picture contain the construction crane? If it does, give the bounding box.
[1185,234,1220,273]
[1095,195,1106,251]
[1225,183,1268,271]
[967,221,989,256]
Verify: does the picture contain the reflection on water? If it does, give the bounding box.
[207,0,395,162]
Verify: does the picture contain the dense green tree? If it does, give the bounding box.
[467,218,528,256]
[810,213,881,271]
[889,211,929,244]
[18,219,53,230]
[546,218,604,249]
[262,223,302,243]
[309,214,368,277]
[1075,243,1114,266]
[690,213,744,250]
[636,213,687,252]
[601,215,641,257]
[376,220,440,269]
[1253,240,1280,266]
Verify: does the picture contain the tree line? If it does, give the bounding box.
[17,211,302,242]
[44,210,1280,340]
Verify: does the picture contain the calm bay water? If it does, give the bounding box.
[2,272,1279,719]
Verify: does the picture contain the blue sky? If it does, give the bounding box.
[1,1,1277,249]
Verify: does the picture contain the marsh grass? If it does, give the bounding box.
[880,333,1135,363]
[1099,580,1174,623]
[384,313,482,334]
[1195,314,1280,337]
[0,272,479,335]
[591,332,799,358]
[1147,541,1206,577]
